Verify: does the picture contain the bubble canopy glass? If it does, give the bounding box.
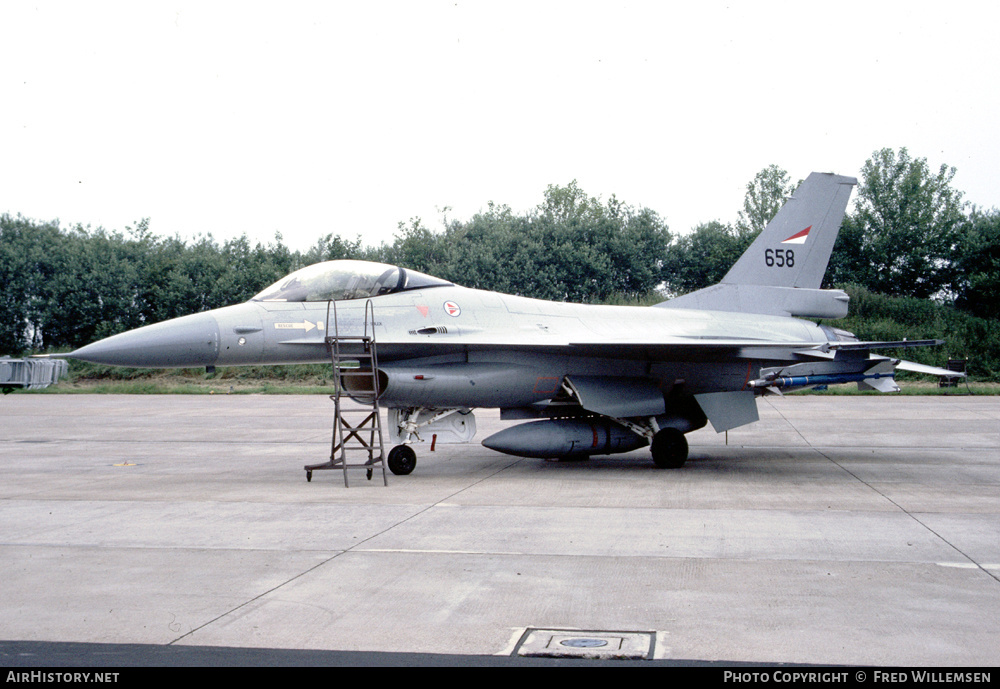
[252,260,453,302]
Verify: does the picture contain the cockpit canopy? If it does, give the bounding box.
[251,260,453,302]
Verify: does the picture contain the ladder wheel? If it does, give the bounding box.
[388,445,417,475]
[306,470,313,482]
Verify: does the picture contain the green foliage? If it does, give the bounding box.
[734,164,795,241]
[0,215,56,352]
[381,218,450,275]
[301,233,366,266]
[662,220,744,295]
[828,148,968,298]
[505,182,671,302]
[954,207,1000,320]
[0,214,298,352]
[370,181,672,303]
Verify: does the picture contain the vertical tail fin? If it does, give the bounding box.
[660,172,857,318]
[722,172,857,289]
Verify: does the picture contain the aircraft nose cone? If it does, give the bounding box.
[69,312,221,368]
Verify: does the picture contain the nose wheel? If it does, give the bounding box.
[387,445,417,475]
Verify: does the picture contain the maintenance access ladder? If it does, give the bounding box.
[304,299,388,486]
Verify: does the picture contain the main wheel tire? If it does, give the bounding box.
[651,428,688,469]
[387,445,417,475]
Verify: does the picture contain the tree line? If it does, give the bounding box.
[2,147,999,377]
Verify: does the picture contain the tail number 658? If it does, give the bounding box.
[765,249,795,268]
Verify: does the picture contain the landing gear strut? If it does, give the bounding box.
[650,428,688,469]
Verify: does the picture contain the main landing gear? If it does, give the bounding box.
[650,427,688,469]
[598,415,692,469]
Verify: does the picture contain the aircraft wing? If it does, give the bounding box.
[359,329,946,360]
[454,337,960,389]
[386,334,834,359]
[557,338,945,360]
[561,339,829,361]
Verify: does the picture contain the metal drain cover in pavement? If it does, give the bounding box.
[514,628,656,659]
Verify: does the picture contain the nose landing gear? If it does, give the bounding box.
[387,445,417,475]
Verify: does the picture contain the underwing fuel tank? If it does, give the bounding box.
[482,418,649,459]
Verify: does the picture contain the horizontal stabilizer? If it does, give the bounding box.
[896,360,966,378]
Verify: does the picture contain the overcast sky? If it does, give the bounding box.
[3,1,998,253]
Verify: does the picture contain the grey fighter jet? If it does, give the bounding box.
[62,172,959,473]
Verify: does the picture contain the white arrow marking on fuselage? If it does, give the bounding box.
[274,321,322,333]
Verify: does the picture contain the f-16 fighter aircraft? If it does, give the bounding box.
[62,172,959,474]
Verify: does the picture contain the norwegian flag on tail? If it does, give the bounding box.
[782,226,811,244]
